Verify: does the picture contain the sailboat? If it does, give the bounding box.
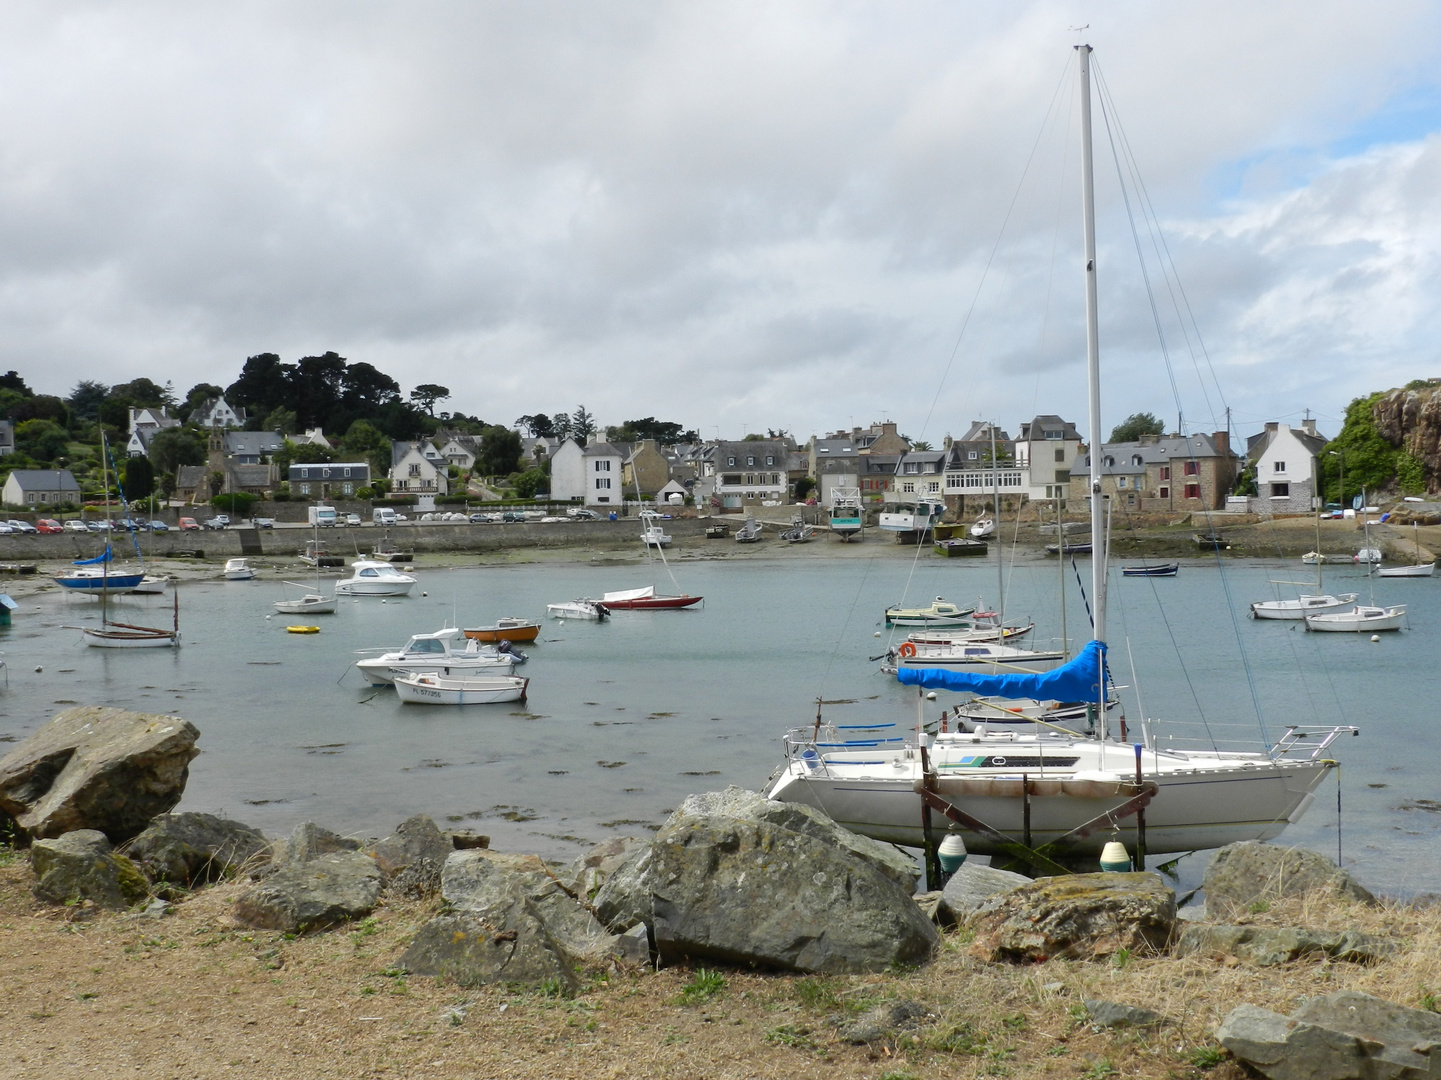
[765,45,1353,867]
[275,521,338,614]
[1251,513,1358,619]
[1374,521,1435,577]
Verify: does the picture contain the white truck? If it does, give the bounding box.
[307,505,339,528]
[372,507,398,526]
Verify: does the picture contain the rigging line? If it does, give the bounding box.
[1094,60,1231,424]
[1033,72,1077,419]
[910,52,1073,445]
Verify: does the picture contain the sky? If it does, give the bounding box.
[2,1,1441,445]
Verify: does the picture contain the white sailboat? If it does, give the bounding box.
[1374,522,1435,577]
[1252,514,1357,619]
[765,45,1352,867]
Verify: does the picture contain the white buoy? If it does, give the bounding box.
[1371,634,1380,642]
[421,592,428,597]
[1100,841,1131,872]
[874,631,881,637]
[926,691,937,701]
[34,666,42,673]
[937,830,967,874]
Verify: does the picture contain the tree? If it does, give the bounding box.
[476,426,523,476]
[910,440,933,451]
[1109,412,1165,443]
[570,405,596,443]
[263,406,298,436]
[1321,393,1405,502]
[110,378,174,408]
[340,419,393,477]
[512,467,550,499]
[10,395,71,427]
[123,454,155,501]
[226,353,292,421]
[180,382,225,422]
[146,426,207,476]
[410,384,451,416]
[15,419,70,462]
[608,417,693,445]
[516,413,556,438]
[794,476,816,501]
[68,380,110,421]
[0,371,32,395]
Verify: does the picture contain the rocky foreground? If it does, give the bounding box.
[3,707,1440,1079]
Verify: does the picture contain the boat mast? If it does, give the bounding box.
[1078,43,1105,646]
[991,423,1003,621]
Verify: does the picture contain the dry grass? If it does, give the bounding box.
[2,851,1438,1080]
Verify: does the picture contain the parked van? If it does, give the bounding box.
[372,507,398,526]
[308,505,339,528]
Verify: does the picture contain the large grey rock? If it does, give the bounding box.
[566,835,647,902]
[0,707,199,843]
[268,822,362,871]
[647,811,939,973]
[1203,841,1375,919]
[233,851,380,933]
[1177,924,1396,967]
[592,843,657,932]
[968,872,1175,963]
[939,863,1031,924]
[1083,1000,1164,1029]
[368,814,451,897]
[124,812,269,888]
[31,829,149,910]
[1217,992,1441,1080]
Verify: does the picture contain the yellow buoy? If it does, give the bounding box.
[286,625,320,635]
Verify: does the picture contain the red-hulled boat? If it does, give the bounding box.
[600,586,703,610]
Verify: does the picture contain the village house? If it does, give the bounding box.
[174,429,278,503]
[189,395,246,429]
[1016,415,1083,501]
[1245,420,1327,515]
[807,434,861,508]
[943,421,1026,515]
[291,428,331,449]
[858,454,901,502]
[434,434,478,471]
[549,439,625,505]
[1070,431,1238,512]
[2,468,80,508]
[621,440,671,496]
[388,441,449,496]
[288,462,371,500]
[707,440,789,511]
[224,431,285,465]
[126,406,181,457]
[888,448,949,507]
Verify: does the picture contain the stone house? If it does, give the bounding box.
[889,449,949,507]
[621,440,671,496]
[1071,432,1238,512]
[174,429,278,503]
[289,462,372,500]
[1245,421,1327,515]
[2,468,80,508]
[708,440,788,511]
[1016,415,1083,501]
[858,454,900,503]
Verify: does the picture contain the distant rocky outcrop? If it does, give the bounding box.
[1373,385,1441,491]
[0,707,199,843]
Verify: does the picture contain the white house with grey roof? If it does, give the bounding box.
[550,438,625,505]
[388,441,448,495]
[3,469,81,508]
[1246,421,1327,515]
[126,406,180,457]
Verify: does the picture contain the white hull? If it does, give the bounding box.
[274,594,337,615]
[970,519,995,538]
[83,628,178,648]
[357,654,515,685]
[335,560,417,596]
[1375,563,1435,578]
[130,576,169,594]
[1251,593,1358,620]
[547,601,606,620]
[766,730,1340,856]
[393,672,529,705]
[1305,605,1407,632]
[891,641,1066,675]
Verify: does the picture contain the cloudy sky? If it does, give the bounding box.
[3,2,1440,444]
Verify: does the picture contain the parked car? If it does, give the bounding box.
[214,514,231,526]
[118,518,143,532]
[178,517,201,531]
[86,520,106,533]
[253,517,274,529]
[0,523,12,535]
[567,507,600,520]
[63,520,89,533]
[345,513,362,527]
[501,511,526,523]
[202,518,227,530]
[36,518,63,533]
[8,519,38,534]
[149,520,169,532]
[468,512,490,523]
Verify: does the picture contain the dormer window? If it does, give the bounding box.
[746,456,755,466]
[968,451,977,460]
[1132,455,1143,466]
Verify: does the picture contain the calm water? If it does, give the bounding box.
[0,548,1435,898]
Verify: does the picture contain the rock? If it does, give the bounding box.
[913,890,943,922]
[124,812,269,888]
[1217,992,1441,1080]
[1083,1000,1164,1029]
[1203,841,1375,919]
[566,835,647,902]
[448,830,490,850]
[647,811,939,973]
[368,814,451,897]
[591,843,657,932]
[938,863,1032,924]
[233,851,380,933]
[441,849,617,963]
[31,829,149,910]
[1177,924,1396,968]
[400,909,579,994]
[837,1001,930,1045]
[968,872,1175,963]
[274,822,362,867]
[614,922,651,965]
[0,707,200,843]
[141,898,171,919]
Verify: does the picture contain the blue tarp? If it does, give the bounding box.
[896,639,1107,702]
[73,546,113,566]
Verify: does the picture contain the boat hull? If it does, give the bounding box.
[274,596,337,615]
[83,628,178,648]
[600,595,703,610]
[464,621,542,642]
[1375,563,1435,578]
[130,576,169,594]
[547,602,608,620]
[892,645,1067,675]
[1251,594,1359,620]
[335,580,415,596]
[1305,606,1407,632]
[356,656,516,685]
[56,573,146,594]
[393,673,529,705]
[1121,563,1178,577]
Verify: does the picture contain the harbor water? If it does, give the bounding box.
[0,548,1434,899]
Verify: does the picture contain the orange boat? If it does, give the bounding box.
[462,617,542,644]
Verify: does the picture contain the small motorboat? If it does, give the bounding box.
[969,517,995,539]
[1121,562,1179,577]
[886,639,1066,676]
[286,625,320,634]
[882,597,976,627]
[640,510,672,548]
[1044,541,1093,555]
[734,517,763,543]
[1354,547,1383,564]
[1250,593,1358,620]
[1301,552,1352,565]
[334,560,417,597]
[393,671,529,705]
[599,586,702,610]
[779,515,816,543]
[354,628,518,685]
[547,599,608,621]
[463,617,542,643]
[1305,604,1407,633]
[224,558,256,581]
[903,609,1034,644]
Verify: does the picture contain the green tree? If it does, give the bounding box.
[570,405,596,443]
[67,380,109,421]
[9,395,71,426]
[1109,412,1165,443]
[794,476,816,501]
[340,419,392,477]
[146,426,207,476]
[0,371,32,395]
[410,384,451,415]
[607,417,695,445]
[512,467,550,499]
[210,491,257,516]
[1321,394,1403,502]
[15,419,70,462]
[263,406,298,436]
[477,426,522,476]
[516,413,557,438]
[123,454,156,501]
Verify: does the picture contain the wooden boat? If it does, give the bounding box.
[463,617,542,643]
[883,597,976,627]
[547,599,608,620]
[935,538,988,557]
[1375,561,1435,578]
[299,540,345,568]
[1193,532,1227,549]
[286,625,320,634]
[371,539,414,562]
[1044,542,1092,555]
[599,586,702,610]
[76,591,180,649]
[224,558,256,581]
[393,671,529,705]
[1121,562,1178,577]
[1305,604,1407,633]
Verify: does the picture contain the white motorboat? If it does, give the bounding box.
[393,671,529,705]
[766,46,1354,868]
[334,560,417,597]
[970,517,995,539]
[1305,605,1407,633]
[828,488,863,542]
[734,517,763,542]
[886,639,1066,676]
[883,597,976,627]
[1250,593,1359,620]
[224,558,256,581]
[354,628,518,685]
[640,510,672,548]
[1355,547,1382,564]
[273,592,338,615]
[546,599,608,620]
[779,515,817,543]
[902,607,1033,645]
[878,497,945,534]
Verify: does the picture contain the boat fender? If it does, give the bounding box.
[898,642,917,658]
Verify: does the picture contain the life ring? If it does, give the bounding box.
[898,642,917,658]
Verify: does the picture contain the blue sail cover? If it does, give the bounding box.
[897,639,1107,702]
[73,546,113,566]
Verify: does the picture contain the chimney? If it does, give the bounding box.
[1212,430,1230,456]
[1300,419,1317,435]
[1264,421,1278,434]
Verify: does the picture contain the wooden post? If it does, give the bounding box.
[1134,743,1147,870]
[919,744,941,889]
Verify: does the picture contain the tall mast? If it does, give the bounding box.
[1078,43,1105,645]
[991,423,1003,620]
